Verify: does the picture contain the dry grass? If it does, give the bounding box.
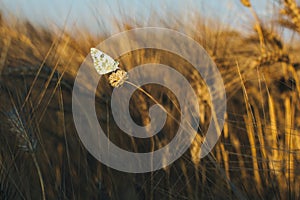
[0,1,300,199]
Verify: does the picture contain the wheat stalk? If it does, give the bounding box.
[282,0,300,32]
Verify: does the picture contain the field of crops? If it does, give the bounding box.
[0,1,299,199]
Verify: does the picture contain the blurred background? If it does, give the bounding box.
[0,0,272,34]
[0,0,299,199]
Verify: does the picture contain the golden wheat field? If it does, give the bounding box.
[0,0,300,199]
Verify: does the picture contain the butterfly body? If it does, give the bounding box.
[90,47,128,87]
[90,48,120,75]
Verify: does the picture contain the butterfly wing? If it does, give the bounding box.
[90,48,119,75]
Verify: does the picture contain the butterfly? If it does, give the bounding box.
[90,48,120,75]
[90,47,128,87]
